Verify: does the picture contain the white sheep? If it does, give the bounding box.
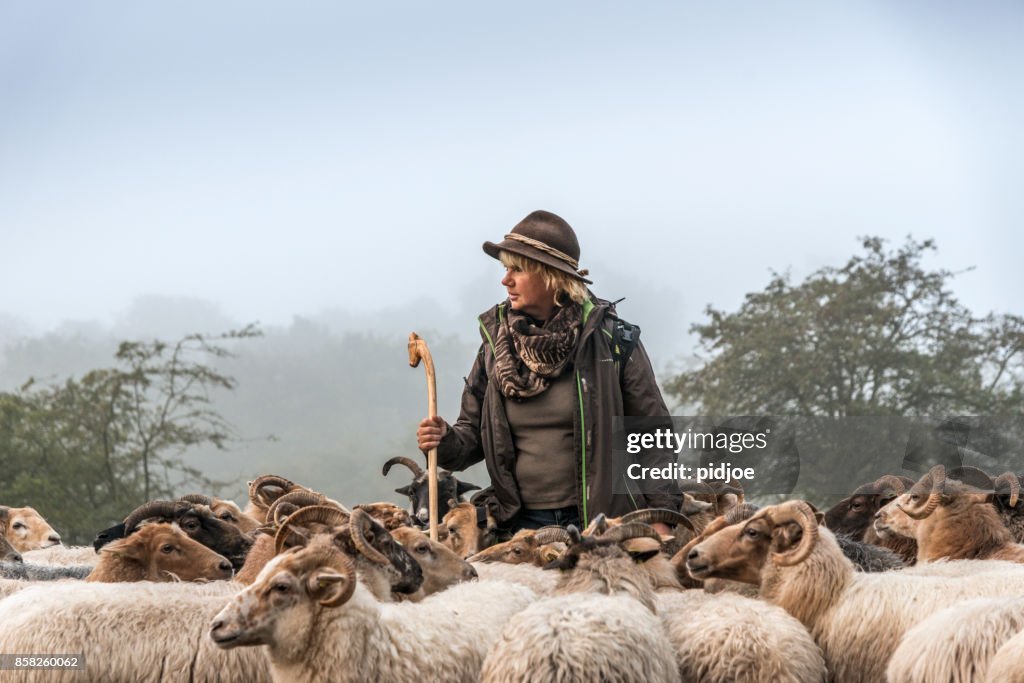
[887,596,1024,683]
[480,593,681,683]
[210,536,536,683]
[471,560,558,595]
[688,500,1024,683]
[480,524,682,683]
[656,590,826,683]
[986,627,1024,682]
[22,544,99,567]
[0,580,270,683]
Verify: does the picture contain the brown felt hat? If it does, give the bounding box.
[482,210,593,284]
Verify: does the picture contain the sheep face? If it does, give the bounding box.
[175,504,254,571]
[441,502,494,559]
[875,494,918,540]
[340,510,423,595]
[210,540,354,651]
[468,529,539,565]
[211,499,261,535]
[0,506,61,552]
[391,526,476,594]
[94,522,234,581]
[383,457,480,526]
[685,517,769,584]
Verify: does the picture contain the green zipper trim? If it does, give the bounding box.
[478,303,505,356]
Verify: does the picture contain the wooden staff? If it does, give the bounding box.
[408,332,439,540]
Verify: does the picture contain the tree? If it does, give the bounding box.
[667,237,1023,417]
[665,238,1024,498]
[0,325,261,544]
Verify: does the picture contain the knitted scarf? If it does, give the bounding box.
[494,302,582,399]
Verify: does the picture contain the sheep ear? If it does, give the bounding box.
[0,506,8,523]
[307,569,350,607]
[771,522,803,553]
[813,511,825,525]
[394,486,414,497]
[102,536,145,562]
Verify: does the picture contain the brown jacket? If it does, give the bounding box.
[436,297,681,526]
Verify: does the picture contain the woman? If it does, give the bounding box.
[417,210,680,533]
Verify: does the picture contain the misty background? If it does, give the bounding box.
[2,1,1022,511]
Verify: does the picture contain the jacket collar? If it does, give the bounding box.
[477,296,610,356]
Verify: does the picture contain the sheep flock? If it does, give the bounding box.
[2,463,1024,682]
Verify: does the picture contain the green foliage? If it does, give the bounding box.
[667,237,1024,417]
[0,326,261,544]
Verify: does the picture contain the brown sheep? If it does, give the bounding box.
[86,522,234,582]
[390,525,477,598]
[878,465,1024,563]
[0,505,61,552]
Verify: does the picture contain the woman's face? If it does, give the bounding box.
[502,264,557,320]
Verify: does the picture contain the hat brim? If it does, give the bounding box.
[482,240,593,284]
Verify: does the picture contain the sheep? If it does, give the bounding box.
[93,499,254,570]
[686,500,1024,683]
[480,523,682,683]
[655,590,826,683]
[442,500,505,558]
[86,522,234,582]
[877,465,1024,563]
[245,473,304,521]
[480,593,681,683]
[0,561,92,581]
[389,525,476,598]
[22,544,96,567]
[467,526,569,566]
[471,560,559,595]
[672,503,762,594]
[269,505,424,600]
[0,505,61,552]
[383,456,481,526]
[180,493,262,534]
[887,596,1024,683]
[355,501,416,530]
[986,628,1024,683]
[210,534,536,683]
[0,580,271,683]
[824,473,917,563]
[948,465,1024,542]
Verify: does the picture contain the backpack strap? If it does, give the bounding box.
[603,304,641,380]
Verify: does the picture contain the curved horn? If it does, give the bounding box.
[248,475,298,508]
[995,472,1020,508]
[601,523,664,545]
[382,456,425,479]
[123,500,179,532]
[268,491,328,525]
[534,526,572,545]
[583,513,609,536]
[274,505,351,555]
[898,465,945,520]
[618,508,697,533]
[872,475,909,497]
[764,501,819,567]
[349,508,390,566]
[179,493,215,506]
[316,555,358,608]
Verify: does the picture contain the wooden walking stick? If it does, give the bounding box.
[408,332,439,540]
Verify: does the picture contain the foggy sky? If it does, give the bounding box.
[2,0,1022,369]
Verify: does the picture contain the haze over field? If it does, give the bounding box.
[2,1,1021,506]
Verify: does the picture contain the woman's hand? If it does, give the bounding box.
[417,416,448,452]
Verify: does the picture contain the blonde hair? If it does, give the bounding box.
[499,251,590,306]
